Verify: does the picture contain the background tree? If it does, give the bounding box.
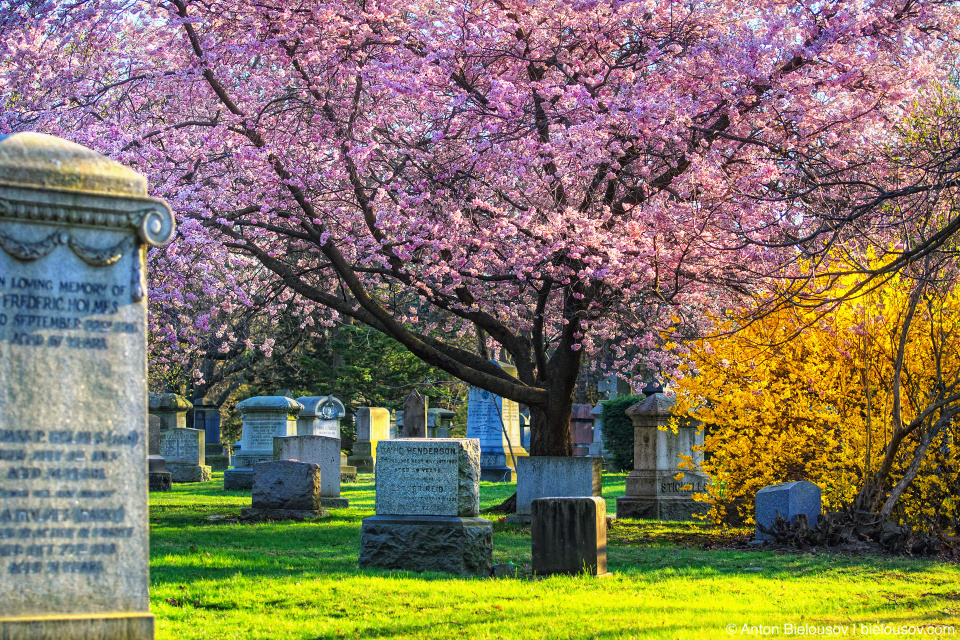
[2,0,956,455]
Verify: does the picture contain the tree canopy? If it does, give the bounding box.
[3,0,957,454]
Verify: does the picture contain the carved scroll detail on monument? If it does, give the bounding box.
[133,205,175,246]
[0,228,65,261]
[68,235,126,267]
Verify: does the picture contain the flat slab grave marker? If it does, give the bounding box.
[360,439,492,575]
[274,435,348,509]
[0,132,175,639]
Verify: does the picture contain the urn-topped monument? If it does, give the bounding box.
[0,133,175,639]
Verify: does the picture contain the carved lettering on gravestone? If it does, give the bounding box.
[243,416,289,452]
[158,431,200,465]
[375,443,461,515]
[0,132,175,635]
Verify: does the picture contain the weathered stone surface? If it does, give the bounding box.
[491,563,517,578]
[274,435,343,502]
[223,468,255,491]
[466,363,527,482]
[148,455,166,473]
[251,460,322,510]
[0,132,174,639]
[296,395,345,438]
[340,467,358,483]
[374,439,480,517]
[240,508,328,522]
[359,515,493,576]
[401,391,428,438]
[320,497,350,509]
[616,392,711,521]
[755,481,822,541]
[167,464,212,483]
[349,407,390,473]
[148,415,163,456]
[531,497,609,577]
[233,396,302,466]
[149,472,172,492]
[149,393,193,430]
[159,427,204,465]
[190,396,221,445]
[515,456,603,517]
[206,454,230,471]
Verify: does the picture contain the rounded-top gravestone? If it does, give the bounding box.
[0,132,174,639]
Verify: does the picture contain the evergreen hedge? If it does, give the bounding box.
[600,394,642,471]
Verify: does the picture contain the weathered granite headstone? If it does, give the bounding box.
[466,363,528,481]
[348,407,390,474]
[148,456,171,492]
[340,452,357,484]
[189,396,221,444]
[296,395,345,438]
[359,439,492,575]
[240,460,329,521]
[615,393,711,521]
[274,435,348,509]
[531,497,609,577]
[401,391,428,438]
[158,427,211,483]
[755,481,822,541]
[148,393,192,430]
[223,396,302,490]
[511,456,603,523]
[0,132,174,638]
[587,404,605,457]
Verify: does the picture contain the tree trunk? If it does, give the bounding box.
[528,376,577,456]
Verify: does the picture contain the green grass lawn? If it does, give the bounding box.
[149,473,959,639]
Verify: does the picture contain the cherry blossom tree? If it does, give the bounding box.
[2,0,956,455]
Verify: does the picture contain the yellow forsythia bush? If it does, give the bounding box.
[671,258,960,532]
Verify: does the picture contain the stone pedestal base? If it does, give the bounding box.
[240,507,329,521]
[359,515,493,576]
[479,466,514,482]
[0,612,154,639]
[223,468,254,490]
[321,497,349,509]
[233,453,272,469]
[168,464,212,483]
[149,472,172,492]
[616,495,709,521]
[341,466,358,483]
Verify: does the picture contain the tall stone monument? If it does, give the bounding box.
[296,395,345,438]
[224,396,301,490]
[401,391,428,438]
[0,132,174,638]
[359,439,492,575]
[348,407,390,473]
[466,362,528,481]
[615,393,710,521]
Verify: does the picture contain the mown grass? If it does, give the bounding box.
[150,473,959,639]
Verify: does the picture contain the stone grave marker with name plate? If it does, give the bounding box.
[0,133,175,639]
[466,362,528,482]
[359,439,492,575]
[223,396,301,490]
[158,427,211,483]
[296,395,345,438]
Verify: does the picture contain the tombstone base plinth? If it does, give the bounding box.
[0,612,154,639]
[320,497,349,509]
[616,495,709,521]
[223,468,255,490]
[240,507,329,521]
[149,471,172,492]
[340,466,358,483]
[347,454,373,474]
[504,514,530,524]
[479,465,514,482]
[233,453,273,469]
[359,515,492,576]
[168,464,212,483]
